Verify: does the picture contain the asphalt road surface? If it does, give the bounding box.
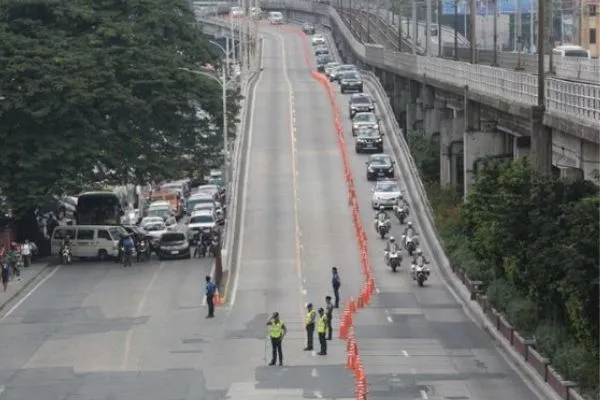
[0,24,541,400]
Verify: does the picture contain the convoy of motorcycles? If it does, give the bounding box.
[375,204,431,287]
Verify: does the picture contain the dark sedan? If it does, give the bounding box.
[157,232,191,260]
[365,153,395,180]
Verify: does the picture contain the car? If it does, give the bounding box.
[365,153,395,180]
[311,34,326,46]
[371,179,402,209]
[351,112,379,136]
[355,126,384,153]
[316,54,334,72]
[193,202,217,213]
[324,62,340,78]
[143,221,169,243]
[302,22,316,34]
[330,64,357,81]
[349,93,375,117]
[339,71,363,93]
[187,210,217,238]
[139,216,163,227]
[192,184,220,199]
[314,45,330,56]
[187,192,220,214]
[157,232,191,260]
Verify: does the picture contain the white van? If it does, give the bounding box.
[268,11,284,24]
[51,225,127,261]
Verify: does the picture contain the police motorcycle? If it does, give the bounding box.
[410,250,431,287]
[383,237,402,272]
[61,243,72,265]
[393,203,408,225]
[402,226,418,256]
[136,237,150,262]
[374,207,391,240]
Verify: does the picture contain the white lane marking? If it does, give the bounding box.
[1,265,61,321]
[0,384,5,395]
[228,37,265,308]
[122,263,164,370]
[410,368,417,375]
[420,389,429,399]
[302,289,307,295]
[384,309,389,313]
[401,350,409,357]
[386,316,393,323]
[311,368,318,377]
[375,287,380,294]
[313,390,323,399]
[311,350,317,357]
[278,32,305,318]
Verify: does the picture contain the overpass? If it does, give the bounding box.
[213,0,600,188]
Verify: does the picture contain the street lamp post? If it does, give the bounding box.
[179,48,236,188]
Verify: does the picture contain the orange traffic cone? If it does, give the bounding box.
[214,290,222,305]
[349,297,357,313]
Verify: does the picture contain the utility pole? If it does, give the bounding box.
[438,0,442,56]
[516,0,524,69]
[537,0,545,105]
[398,0,404,50]
[548,0,554,73]
[454,0,459,59]
[468,0,476,63]
[426,0,432,55]
[412,0,417,53]
[492,0,498,65]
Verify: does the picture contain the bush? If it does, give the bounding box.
[486,279,519,314]
[505,297,539,336]
[407,134,440,184]
[552,342,599,392]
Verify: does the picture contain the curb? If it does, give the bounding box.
[0,263,51,313]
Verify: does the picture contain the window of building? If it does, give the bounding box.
[589,5,597,16]
[590,28,597,45]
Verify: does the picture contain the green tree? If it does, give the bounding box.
[0,0,230,214]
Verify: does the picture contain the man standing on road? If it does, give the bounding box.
[325,296,334,340]
[303,303,316,351]
[21,240,32,268]
[317,307,328,356]
[331,267,341,308]
[266,312,287,366]
[205,275,217,318]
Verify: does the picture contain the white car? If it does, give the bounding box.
[312,35,326,46]
[140,216,163,226]
[193,184,219,198]
[230,6,243,16]
[187,210,217,232]
[143,222,168,240]
[193,203,217,213]
[371,179,402,209]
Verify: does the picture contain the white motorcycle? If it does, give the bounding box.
[376,220,390,239]
[411,261,431,287]
[403,234,418,256]
[393,205,408,224]
[61,247,72,265]
[386,249,402,272]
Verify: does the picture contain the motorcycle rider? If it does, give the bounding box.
[61,235,72,258]
[373,205,390,233]
[394,195,409,219]
[384,236,399,265]
[410,248,430,276]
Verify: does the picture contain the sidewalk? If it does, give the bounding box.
[0,261,49,312]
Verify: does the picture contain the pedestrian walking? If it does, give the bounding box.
[303,303,316,351]
[325,296,334,340]
[1,260,9,292]
[205,275,217,318]
[7,244,20,282]
[317,307,328,355]
[21,240,32,268]
[332,267,341,308]
[266,312,287,366]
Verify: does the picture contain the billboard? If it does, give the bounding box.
[441,0,537,15]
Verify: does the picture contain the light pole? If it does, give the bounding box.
[179,58,237,187]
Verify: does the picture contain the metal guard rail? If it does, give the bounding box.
[257,0,600,127]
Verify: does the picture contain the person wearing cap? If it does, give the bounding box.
[266,312,287,366]
[317,307,328,355]
[325,296,334,340]
[304,303,316,351]
[331,267,341,308]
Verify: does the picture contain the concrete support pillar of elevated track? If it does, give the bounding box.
[440,107,465,188]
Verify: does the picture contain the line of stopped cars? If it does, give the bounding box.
[309,30,431,287]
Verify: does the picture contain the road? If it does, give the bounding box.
[0,22,542,400]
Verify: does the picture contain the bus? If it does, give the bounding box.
[76,191,124,225]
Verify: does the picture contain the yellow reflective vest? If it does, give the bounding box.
[269,321,284,338]
[305,310,316,325]
[317,315,328,333]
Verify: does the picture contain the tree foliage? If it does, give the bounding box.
[0,0,237,214]
[458,158,599,396]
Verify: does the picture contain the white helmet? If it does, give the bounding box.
[379,205,385,211]
[407,221,413,227]
[389,236,395,242]
[416,248,422,255]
